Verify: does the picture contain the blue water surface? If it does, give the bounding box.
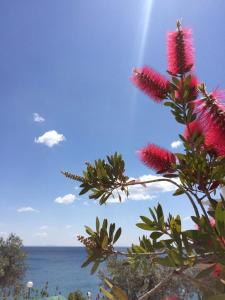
[24,247,101,298]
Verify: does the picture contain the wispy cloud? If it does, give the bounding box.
[171,140,182,149]
[108,174,178,203]
[54,194,76,205]
[35,232,48,238]
[17,207,39,213]
[33,113,45,123]
[35,130,65,148]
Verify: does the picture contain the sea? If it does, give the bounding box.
[23,247,198,300]
[24,247,103,298]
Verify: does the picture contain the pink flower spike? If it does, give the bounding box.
[131,66,169,102]
[167,28,194,75]
[184,120,204,140]
[194,90,225,156]
[139,144,176,173]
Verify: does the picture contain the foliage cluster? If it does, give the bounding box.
[0,234,26,288]
[99,256,199,300]
[68,290,86,300]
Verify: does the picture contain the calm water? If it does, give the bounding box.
[24,247,101,298]
[23,247,197,300]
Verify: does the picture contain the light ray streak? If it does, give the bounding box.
[129,0,154,120]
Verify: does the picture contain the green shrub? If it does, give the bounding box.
[68,290,86,300]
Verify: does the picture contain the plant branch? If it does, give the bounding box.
[125,178,200,218]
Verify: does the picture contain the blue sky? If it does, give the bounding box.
[0,0,224,246]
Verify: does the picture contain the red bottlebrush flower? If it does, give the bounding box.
[131,66,169,102]
[205,122,225,156]
[139,144,176,173]
[175,75,198,102]
[167,28,194,75]
[194,90,225,156]
[184,120,204,140]
[212,264,222,278]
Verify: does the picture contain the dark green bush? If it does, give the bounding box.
[68,290,86,300]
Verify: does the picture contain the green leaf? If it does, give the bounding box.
[215,202,225,236]
[164,101,177,108]
[85,226,95,236]
[113,227,122,244]
[102,235,109,249]
[79,186,90,195]
[154,256,176,267]
[81,255,96,268]
[112,286,129,300]
[104,279,113,289]
[91,260,100,274]
[131,245,146,253]
[100,287,115,300]
[109,223,115,242]
[99,193,111,205]
[156,204,164,227]
[150,231,163,240]
[96,217,100,233]
[182,233,192,256]
[156,204,163,220]
[102,219,108,230]
[176,153,186,160]
[168,249,183,266]
[163,173,179,178]
[173,188,185,196]
[89,190,105,200]
[136,223,153,231]
[149,208,157,222]
[140,216,152,226]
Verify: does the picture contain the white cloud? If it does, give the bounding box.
[83,201,89,206]
[39,225,48,230]
[17,207,39,213]
[35,130,65,148]
[183,216,191,221]
[35,232,48,238]
[138,175,179,192]
[108,174,179,203]
[171,140,182,149]
[33,113,45,123]
[65,225,72,229]
[54,194,76,205]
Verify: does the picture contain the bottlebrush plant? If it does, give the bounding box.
[63,21,225,300]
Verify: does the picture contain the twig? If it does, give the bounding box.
[125,178,200,218]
